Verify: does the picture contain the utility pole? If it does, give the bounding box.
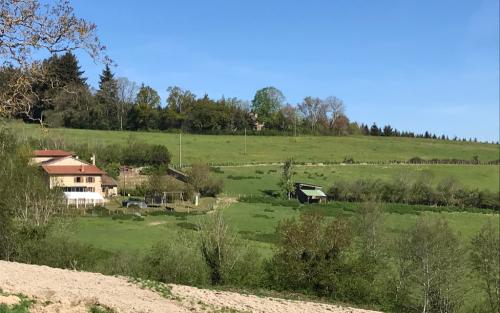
[294,116,297,138]
[179,131,182,168]
[244,128,247,155]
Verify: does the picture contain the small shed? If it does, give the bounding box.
[102,174,118,197]
[294,182,327,204]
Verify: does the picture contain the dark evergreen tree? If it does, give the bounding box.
[32,52,88,122]
[96,65,120,129]
[370,123,380,136]
[383,125,393,136]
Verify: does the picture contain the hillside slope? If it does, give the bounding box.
[0,261,380,313]
[9,122,499,164]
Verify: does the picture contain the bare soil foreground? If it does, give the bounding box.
[0,261,380,313]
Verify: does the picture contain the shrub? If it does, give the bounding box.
[266,211,352,297]
[210,167,224,174]
[148,145,171,167]
[188,164,224,196]
[142,235,209,286]
[198,210,264,287]
[14,230,109,271]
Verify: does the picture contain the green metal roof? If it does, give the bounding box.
[301,189,326,197]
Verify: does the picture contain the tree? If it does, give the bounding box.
[391,217,464,313]
[148,145,171,167]
[470,222,500,313]
[332,114,350,135]
[267,212,352,296]
[323,96,345,128]
[96,65,119,129]
[127,84,160,130]
[370,123,381,136]
[166,86,196,113]
[354,202,384,261]
[116,77,139,130]
[279,158,294,199]
[187,163,223,197]
[383,125,393,136]
[136,84,161,108]
[0,0,108,121]
[251,87,284,124]
[198,208,238,285]
[298,96,325,132]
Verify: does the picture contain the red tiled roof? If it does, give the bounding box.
[42,165,104,175]
[33,150,74,157]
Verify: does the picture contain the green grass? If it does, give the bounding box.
[69,202,499,259]
[89,305,115,313]
[214,164,500,195]
[7,121,499,164]
[0,294,33,313]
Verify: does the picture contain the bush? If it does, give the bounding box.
[188,164,224,197]
[142,235,209,286]
[14,229,109,271]
[148,145,171,167]
[266,211,352,297]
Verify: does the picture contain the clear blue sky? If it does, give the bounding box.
[72,0,499,141]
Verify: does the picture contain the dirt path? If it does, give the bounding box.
[0,261,381,313]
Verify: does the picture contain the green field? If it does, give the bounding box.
[215,164,500,195]
[8,121,499,164]
[70,202,499,259]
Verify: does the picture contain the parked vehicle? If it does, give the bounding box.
[122,198,148,209]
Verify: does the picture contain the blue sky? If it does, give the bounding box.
[72,0,499,141]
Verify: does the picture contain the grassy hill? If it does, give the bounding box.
[213,164,500,194]
[8,121,499,165]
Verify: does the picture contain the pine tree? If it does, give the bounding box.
[57,52,87,86]
[370,123,380,136]
[96,65,119,129]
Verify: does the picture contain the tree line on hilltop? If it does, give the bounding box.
[1,52,492,143]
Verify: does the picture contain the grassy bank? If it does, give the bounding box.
[7,121,499,164]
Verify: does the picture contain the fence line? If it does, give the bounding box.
[170,159,500,169]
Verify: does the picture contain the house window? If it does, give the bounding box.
[74,177,82,183]
[86,177,95,183]
[86,187,95,192]
[63,187,85,192]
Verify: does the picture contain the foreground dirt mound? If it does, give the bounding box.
[0,261,380,313]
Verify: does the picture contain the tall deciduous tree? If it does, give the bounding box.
[116,77,139,130]
[251,87,284,124]
[298,96,324,132]
[470,222,500,313]
[392,217,464,313]
[136,84,161,108]
[323,96,345,128]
